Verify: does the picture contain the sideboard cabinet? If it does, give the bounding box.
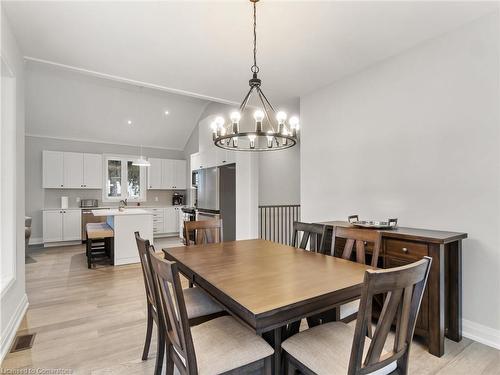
[319,221,467,358]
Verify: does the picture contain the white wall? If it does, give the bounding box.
[301,12,500,345]
[0,8,27,362]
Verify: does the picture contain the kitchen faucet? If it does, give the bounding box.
[119,198,128,208]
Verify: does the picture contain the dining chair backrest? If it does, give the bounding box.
[184,219,223,245]
[149,251,198,374]
[135,232,159,313]
[291,222,328,253]
[348,256,432,375]
[332,226,382,267]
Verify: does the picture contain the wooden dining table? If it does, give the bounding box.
[163,239,374,374]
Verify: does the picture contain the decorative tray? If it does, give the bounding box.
[348,215,398,230]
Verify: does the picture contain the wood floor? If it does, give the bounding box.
[2,242,500,374]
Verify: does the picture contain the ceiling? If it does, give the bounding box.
[4,1,498,105]
[25,61,208,150]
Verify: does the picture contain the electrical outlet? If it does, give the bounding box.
[155,196,158,202]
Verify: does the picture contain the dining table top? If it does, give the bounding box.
[163,239,374,332]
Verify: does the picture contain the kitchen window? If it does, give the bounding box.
[103,156,147,202]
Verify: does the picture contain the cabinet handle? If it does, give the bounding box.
[222,160,226,163]
[60,184,64,187]
[402,247,408,253]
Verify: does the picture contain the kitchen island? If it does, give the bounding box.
[92,208,153,265]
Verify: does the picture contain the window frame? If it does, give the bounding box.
[102,154,147,202]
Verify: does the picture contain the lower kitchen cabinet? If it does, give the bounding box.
[43,209,82,244]
[150,206,182,237]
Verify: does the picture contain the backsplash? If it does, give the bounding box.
[44,189,185,209]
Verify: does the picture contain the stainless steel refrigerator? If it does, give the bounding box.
[194,164,236,241]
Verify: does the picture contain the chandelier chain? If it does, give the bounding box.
[251,1,259,74]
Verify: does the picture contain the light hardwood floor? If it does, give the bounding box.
[2,242,500,374]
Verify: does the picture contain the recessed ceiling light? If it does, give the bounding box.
[164,110,169,115]
[127,120,132,125]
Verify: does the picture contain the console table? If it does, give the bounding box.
[317,221,467,357]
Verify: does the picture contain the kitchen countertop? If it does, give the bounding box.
[43,205,184,211]
[92,208,153,216]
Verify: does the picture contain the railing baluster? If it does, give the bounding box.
[258,204,301,244]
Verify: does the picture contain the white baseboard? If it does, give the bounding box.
[29,237,43,245]
[0,293,29,363]
[463,318,500,350]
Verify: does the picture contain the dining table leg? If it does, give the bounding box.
[262,326,286,374]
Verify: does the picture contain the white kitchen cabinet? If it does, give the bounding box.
[216,149,236,166]
[43,210,63,242]
[161,159,175,189]
[43,151,102,189]
[83,153,102,188]
[173,160,187,189]
[147,158,163,189]
[43,209,82,243]
[164,207,180,233]
[43,151,64,188]
[62,210,82,240]
[64,152,84,188]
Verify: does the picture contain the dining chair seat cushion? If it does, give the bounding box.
[183,286,224,319]
[282,322,397,375]
[191,315,274,375]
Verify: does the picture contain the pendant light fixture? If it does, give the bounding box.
[212,0,299,151]
[133,144,151,167]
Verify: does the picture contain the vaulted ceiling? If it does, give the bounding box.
[3,1,498,149]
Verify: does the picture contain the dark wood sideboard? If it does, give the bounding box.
[317,221,467,357]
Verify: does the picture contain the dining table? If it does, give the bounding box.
[163,238,374,374]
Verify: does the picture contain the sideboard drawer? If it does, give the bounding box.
[385,239,428,261]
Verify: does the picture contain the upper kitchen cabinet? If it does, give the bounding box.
[63,152,84,188]
[42,150,102,189]
[147,158,163,189]
[83,153,103,188]
[173,160,187,189]
[148,158,187,190]
[43,151,64,188]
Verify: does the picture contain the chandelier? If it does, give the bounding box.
[212,0,299,151]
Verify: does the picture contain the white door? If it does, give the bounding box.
[161,159,175,189]
[83,153,102,188]
[63,152,84,188]
[148,158,162,189]
[43,151,64,188]
[164,207,178,233]
[43,210,63,242]
[174,160,187,189]
[62,209,82,241]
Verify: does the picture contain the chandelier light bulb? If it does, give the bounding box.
[254,110,265,123]
[276,111,287,124]
[289,116,299,129]
[248,134,256,149]
[215,116,225,128]
[266,131,274,148]
[210,121,217,131]
[230,111,241,123]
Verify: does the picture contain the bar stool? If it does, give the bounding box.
[85,223,114,269]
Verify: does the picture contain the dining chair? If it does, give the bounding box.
[282,257,432,375]
[291,221,328,253]
[331,226,382,267]
[148,250,274,375]
[184,219,223,245]
[135,232,225,375]
[331,226,383,328]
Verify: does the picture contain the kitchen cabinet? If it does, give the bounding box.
[216,149,236,166]
[148,158,187,190]
[43,151,64,188]
[43,151,102,189]
[148,158,163,189]
[190,151,216,172]
[43,209,82,243]
[83,153,102,188]
[161,159,175,189]
[173,160,187,189]
[165,207,180,233]
[64,152,84,188]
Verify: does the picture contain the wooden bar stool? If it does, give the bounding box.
[86,223,114,269]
